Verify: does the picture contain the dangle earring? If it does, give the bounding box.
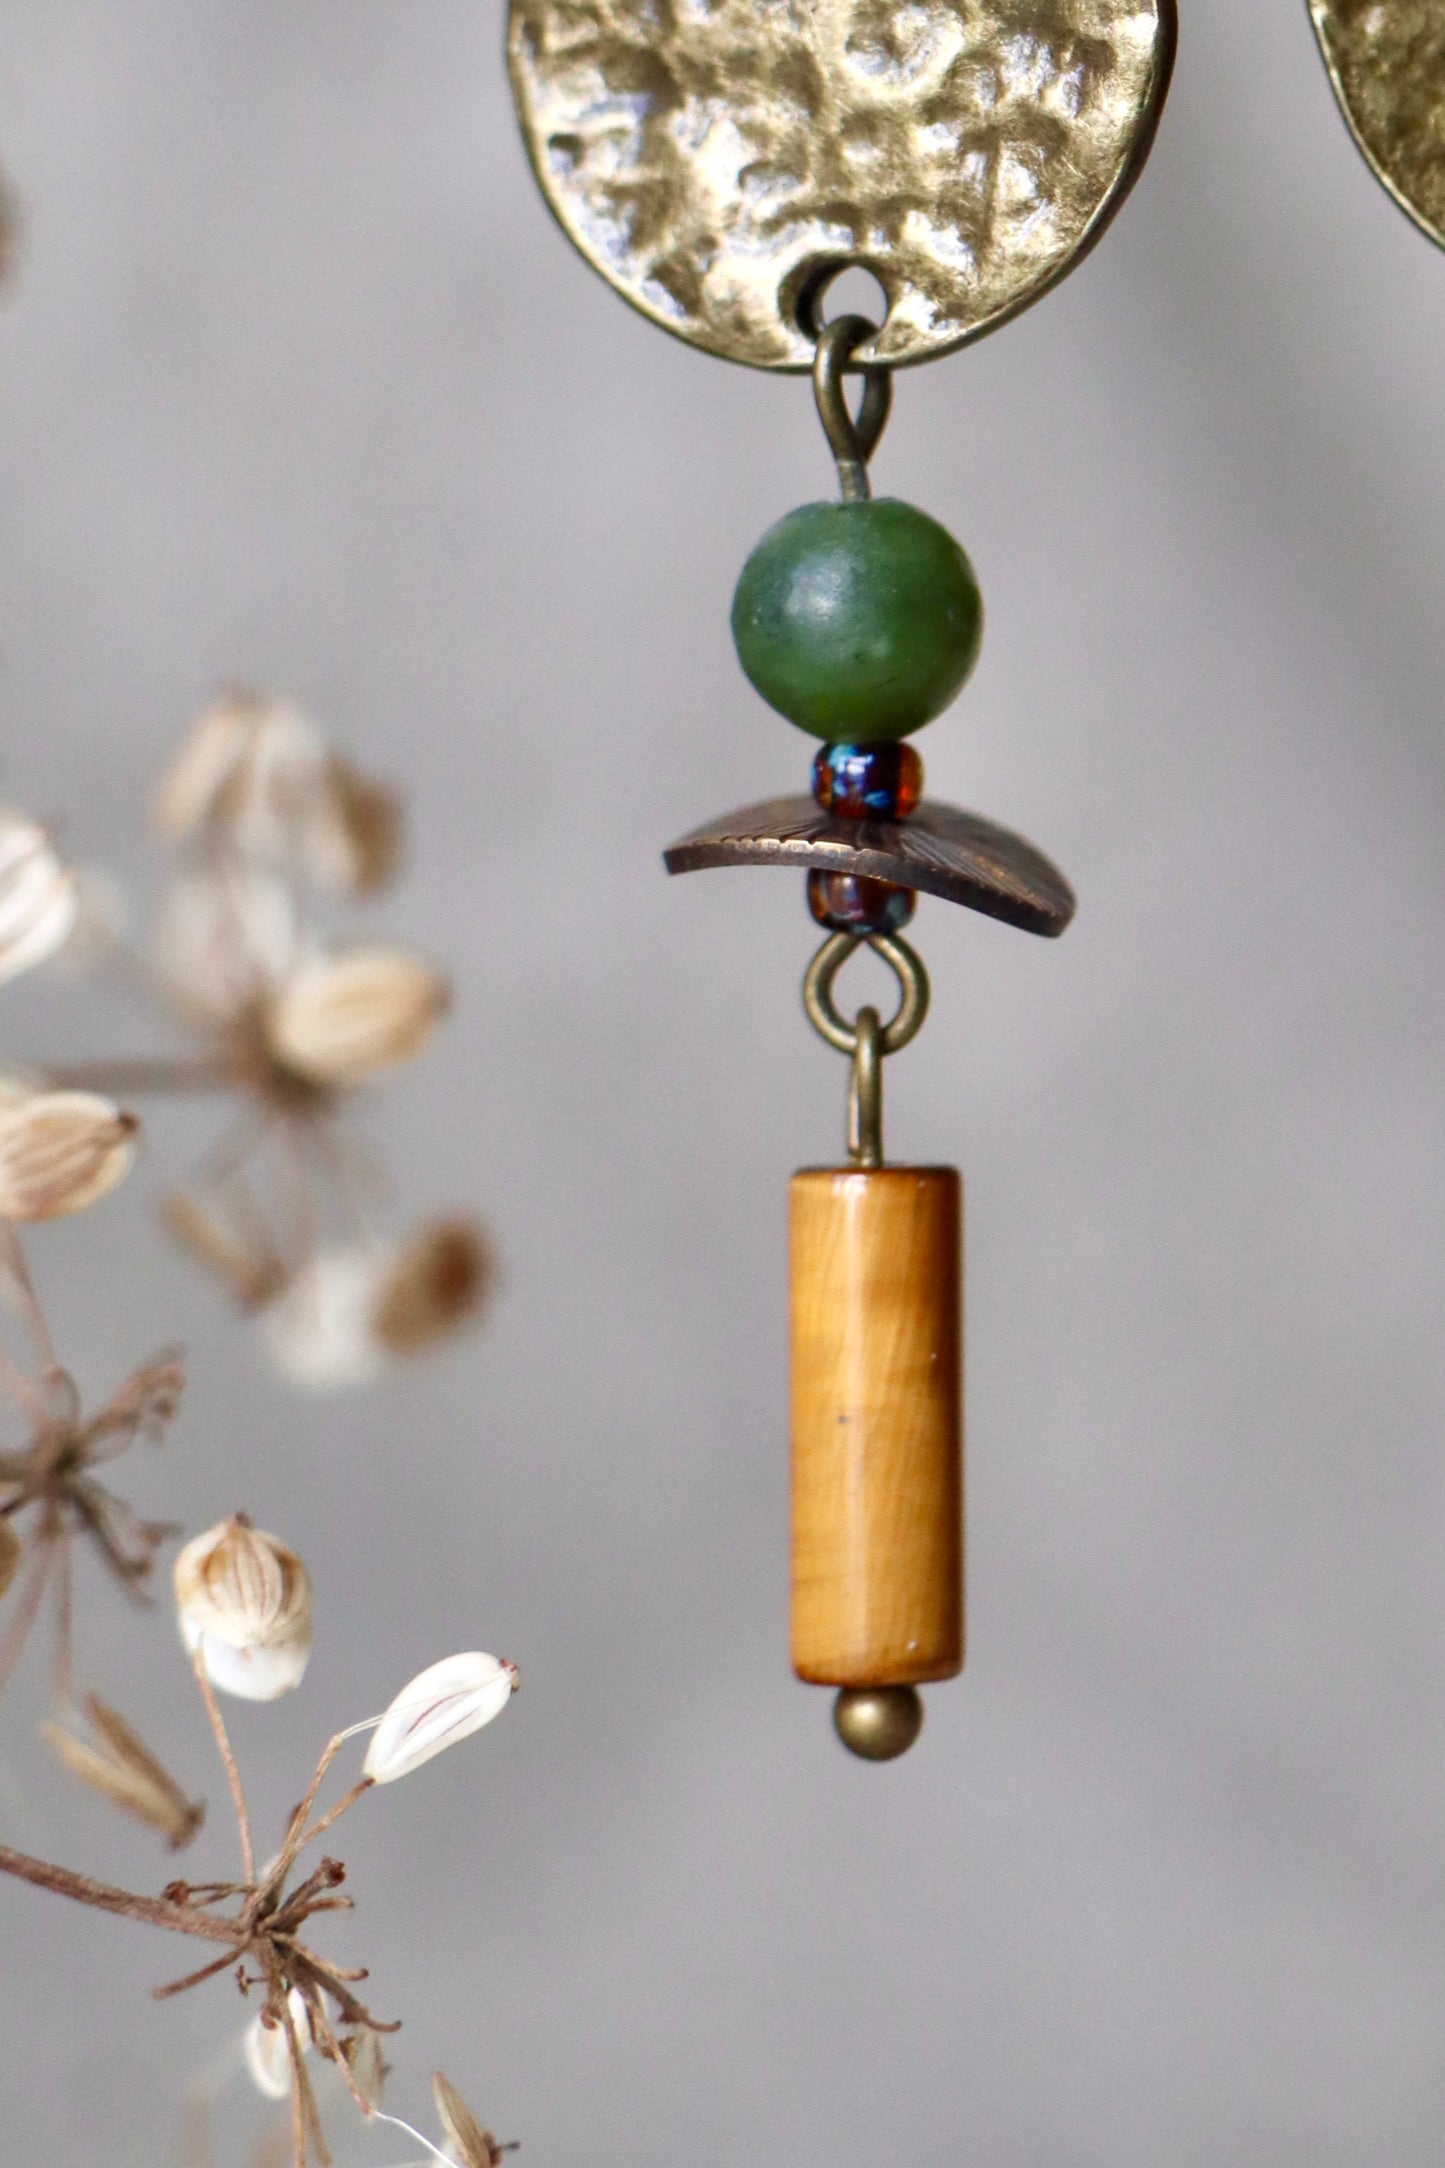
[508,2,1176,1757]
[1310,1,1445,249]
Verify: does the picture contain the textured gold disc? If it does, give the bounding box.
[1310,1,1445,248]
[507,0,1177,372]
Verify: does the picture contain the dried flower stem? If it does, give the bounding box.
[191,1646,255,1885]
[40,1057,237,1097]
[0,1841,236,1941]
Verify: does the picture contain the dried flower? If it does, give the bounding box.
[245,1990,314,2101]
[42,1693,204,1849]
[266,946,447,1086]
[0,1515,18,1600]
[0,1089,138,1220]
[362,1653,518,1786]
[0,1320,184,1701]
[0,808,78,984]
[174,1515,312,1702]
[155,690,403,897]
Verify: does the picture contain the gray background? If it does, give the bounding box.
[0,4,1443,2163]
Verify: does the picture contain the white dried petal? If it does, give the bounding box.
[363,1652,518,1785]
[152,868,300,1023]
[243,1991,312,2101]
[0,1091,138,1220]
[261,1248,391,1389]
[0,809,78,984]
[0,1516,19,1601]
[174,1515,311,1700]
[267,946,448,1086]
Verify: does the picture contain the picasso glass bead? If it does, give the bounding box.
[806,870,916,936]
[812,741,923,821]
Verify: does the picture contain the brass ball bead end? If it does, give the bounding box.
[832,1686,925,1762]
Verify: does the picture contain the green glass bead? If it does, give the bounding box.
[730,499,983,741]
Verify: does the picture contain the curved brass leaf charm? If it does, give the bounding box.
[508,0,1178,372]
[1310,1,1445,248]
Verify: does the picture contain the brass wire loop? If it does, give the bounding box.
[847,1006,884,1169]
[812,315,892,503]
[803,931,930,1059]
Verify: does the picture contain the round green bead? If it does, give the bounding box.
[730,498,983,741]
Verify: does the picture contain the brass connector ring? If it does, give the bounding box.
[802,930,930,1059]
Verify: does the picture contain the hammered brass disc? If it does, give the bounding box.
[1310,1,1445,248]
[507,0,1178,372]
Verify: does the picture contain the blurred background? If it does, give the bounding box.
[1,3,1444,2162]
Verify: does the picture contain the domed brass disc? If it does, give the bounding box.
[507,0,1178,372]
[1309,1,1445,248]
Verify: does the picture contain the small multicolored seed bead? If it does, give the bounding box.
[812,742,924,821]
[806,870,917,935]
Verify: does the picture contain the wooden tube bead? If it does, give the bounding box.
[790,1166,963,1688]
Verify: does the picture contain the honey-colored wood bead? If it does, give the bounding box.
[790,1165,963,1688]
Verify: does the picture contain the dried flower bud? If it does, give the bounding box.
[267,946,448,1086]
[173,1514,312,1701]
[0,1515,19,1601]
[374,1219,491,1356]
[0,808,78,984]
[244,1990,313,2101]
[363,1652,518,1785]
[42,1694,204,1850]
[0,1090,138,1220]
[432,2073,510,2168]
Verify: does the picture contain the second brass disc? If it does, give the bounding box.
[1310,0,1445,249]
[508,0,1178,371]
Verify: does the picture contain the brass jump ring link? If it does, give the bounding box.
[802,930,930,1058]
[813,314,893,504]
[848,1006,884,1169]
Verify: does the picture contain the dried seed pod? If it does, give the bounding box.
[0,1515,19,1601]
[173,1514,312,1701]
[163,1190,286,1310]
[311,756,405,896]
[432,2073,509,2168]
[243,1991,313,2101]
[266,946,448,1085]
[0,1090,138,1220]
[261,1248,391,1389]
[154,689,326,852]
[344,2027,391,2111]
[42,1694,204,1850]
[363,1652,518,1785]
[0,808,79,984]
[373,1219,491,1357]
